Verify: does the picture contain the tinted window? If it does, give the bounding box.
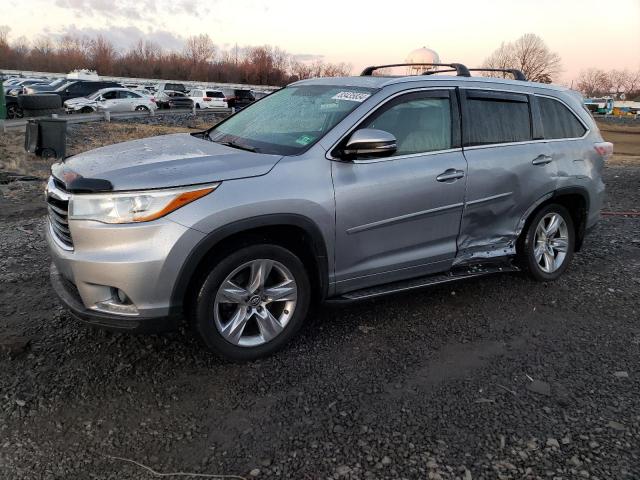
[538,97,586,139]
[235,90,254,99]
[363,96,452,156]
[66,82,85,93]
[466,95,531,145]
[102,91,118,100]
[207,91,224,98]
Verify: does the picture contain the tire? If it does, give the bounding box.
[80,106,95,114]
[18,94,62,110]
[6,103,23,119]
[519,203,575,281]
[135,105,149,112]
[195,103,201,109]
[192,244,311,361]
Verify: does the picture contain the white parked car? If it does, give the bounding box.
[189,89,228,109]
[64,88,157,114]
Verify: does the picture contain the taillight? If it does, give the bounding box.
[150,97,156,103]
[203,97,211,101]
[594,142,613,158]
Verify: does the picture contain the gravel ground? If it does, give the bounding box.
[0,119,638,479]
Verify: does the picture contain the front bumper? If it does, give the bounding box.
[50,263,181,333]
[46,214,206,332]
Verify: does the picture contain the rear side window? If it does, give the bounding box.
[538,96,586,139]
[465,92,531,145]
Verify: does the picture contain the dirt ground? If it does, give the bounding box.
[0,117,638,479]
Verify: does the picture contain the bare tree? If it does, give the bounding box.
[621,69,640,99]
[483,33,562,83]
[576,69,612,97]
[184,34,215,65]
[608,69,631,98]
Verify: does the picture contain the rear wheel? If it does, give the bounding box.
[6,103,23,119]
[192,244,311,361]
[520,204,575,281]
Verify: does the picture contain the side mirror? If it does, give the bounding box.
[341,128,397,159]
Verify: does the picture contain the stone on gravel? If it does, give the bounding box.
[0,335,31,356]
[249,468,260,477]
[527,379,551,396]
[546,438,560,448]
[606,421,626,431]
[613,371,629,378]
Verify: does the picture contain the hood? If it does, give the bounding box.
[52,133,282,191]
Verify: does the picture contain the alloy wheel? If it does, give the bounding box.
[214,259,298,347]
[533,213,569,273]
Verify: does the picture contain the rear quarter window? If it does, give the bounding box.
[538,96,587,139]
[465,93,531,146]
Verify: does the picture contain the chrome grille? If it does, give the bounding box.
[46,177,74,249]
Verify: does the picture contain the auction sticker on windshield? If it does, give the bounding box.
[331,91,371,102]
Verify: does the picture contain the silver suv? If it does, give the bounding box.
[46,62,613,360]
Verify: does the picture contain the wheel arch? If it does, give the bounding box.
[518,187,590,252]
[170,214,329,315]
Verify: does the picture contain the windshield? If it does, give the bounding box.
[208,85,376,155]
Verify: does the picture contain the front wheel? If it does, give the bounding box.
[520,204,575,281]
[192,244,311,361]
[135,105,149,112]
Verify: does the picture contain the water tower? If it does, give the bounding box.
[405,47,440,75]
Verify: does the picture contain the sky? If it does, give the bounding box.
[3,0,640,83]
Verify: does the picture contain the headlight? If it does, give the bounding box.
[69,183,219,223]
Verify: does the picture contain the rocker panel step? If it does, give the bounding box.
[331,264,519,302]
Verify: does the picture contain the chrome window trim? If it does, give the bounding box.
[326,85,592,160]
[325,86,458,161]
[352,147,463,164]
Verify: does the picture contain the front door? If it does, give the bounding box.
[331,89,467,293]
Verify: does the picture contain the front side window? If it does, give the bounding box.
[538,96,586,139]
[465,94,531,145]
[208,85,376,155]
[102,90,118,100]
[362,95,452,156]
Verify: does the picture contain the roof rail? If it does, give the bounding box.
[467,68,527,81]
[361,63,471,77]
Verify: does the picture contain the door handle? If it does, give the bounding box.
[532,154,553,165]
[436,169,465,182]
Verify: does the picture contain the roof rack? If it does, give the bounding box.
[467,68,527,81]
[360,63,471,77]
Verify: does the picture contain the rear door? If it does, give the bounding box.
[458,89,557,259]
[332,89,467,293]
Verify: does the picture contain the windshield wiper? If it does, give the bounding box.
[217,140,258,153]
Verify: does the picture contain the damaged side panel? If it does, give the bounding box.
[455,142,559,264]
